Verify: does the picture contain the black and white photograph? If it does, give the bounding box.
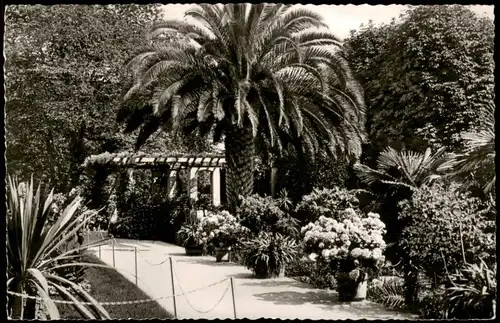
[4,2,495,320]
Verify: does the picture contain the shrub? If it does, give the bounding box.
[111,196,190,243]
[237,194,294,235]
[197,210,250,249]
[301,209,387,277]
[286,257,337,290]
[7,176,110,319]
[295,187,361,225]
[176,222,204,247]
[51,191,107,231]
[417,287,446,319]
[368,276,406,310]
[442,259,496,319]
[398,182,496,284]
[242,232,298,278]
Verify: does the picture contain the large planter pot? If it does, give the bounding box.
[215,247,231,262]
[254,259,286,278]
[337,273,368,302]
[184,245,204,256]
[354,279,368,301]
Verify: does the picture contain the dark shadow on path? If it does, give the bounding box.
[253,290,416,319]
[241,279,315,289]
[164,252,187,257]
[177,257,244,267]
[253,290,338,306]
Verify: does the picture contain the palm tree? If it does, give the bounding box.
[119,4,366,211]
[354,146,450,190]
[441,103,495,194]
[354,146,454,308]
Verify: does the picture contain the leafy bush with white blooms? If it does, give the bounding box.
[301,208,387,277]
[197,210,250,248]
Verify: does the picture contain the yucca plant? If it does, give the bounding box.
[443,259,496,319]
[242,232,298,278]
[6,176,111,319]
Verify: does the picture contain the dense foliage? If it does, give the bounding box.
[237,194,299,236]
[111,196,190,243]
[442,103,496,195]
[345,5,494,156]
[294,187,361,225]
[4,5,164,191]
[398,182,496,283]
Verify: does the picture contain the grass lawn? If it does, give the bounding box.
[56,253,174,319]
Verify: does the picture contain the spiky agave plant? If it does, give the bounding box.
[6,176,111,319]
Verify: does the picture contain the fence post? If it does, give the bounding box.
[98,244,101,259]
[169,257,178,319]
[112,242,115,267]
[134,247,138,286]
[230,278,237,319]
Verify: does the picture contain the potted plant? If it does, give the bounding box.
[176,222,204,256]
[301,208,387,302]
[198,210,250,261]
[242,232,298,278]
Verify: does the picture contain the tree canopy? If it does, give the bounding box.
[4,4,211,192]
[344,5,494,159]
[120,4,367,210]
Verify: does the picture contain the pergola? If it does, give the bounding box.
[83,152,228,206]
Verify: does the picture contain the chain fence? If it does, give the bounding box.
[9,232,237,318]
[172,259,231,314]
[7,277,228,306]
[136,249,171,266]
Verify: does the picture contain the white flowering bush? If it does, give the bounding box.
[295,187,362,225]
[301,208,387,280]
[196,210,250,248]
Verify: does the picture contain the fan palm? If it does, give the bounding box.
[354,146,450,190]
[441,103,495,194]
[119,4,366,211]
[7,176,111,319]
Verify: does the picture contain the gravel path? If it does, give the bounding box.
[90,238,416,320]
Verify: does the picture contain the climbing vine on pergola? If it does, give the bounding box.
[82,151,228,210]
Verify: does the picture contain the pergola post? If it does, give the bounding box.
[127,168,135,191]
[188,167,198,201]
[270,167,278,197]
[211,168,221,207]
[168,170,177,198]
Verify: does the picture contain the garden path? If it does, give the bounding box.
[90,238,416,320]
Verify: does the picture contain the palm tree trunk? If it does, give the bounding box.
[224,126,255,213]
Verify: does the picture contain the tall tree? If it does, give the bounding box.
[120,4,366,211]
[344,5,494,161]
[4,4,162,192]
